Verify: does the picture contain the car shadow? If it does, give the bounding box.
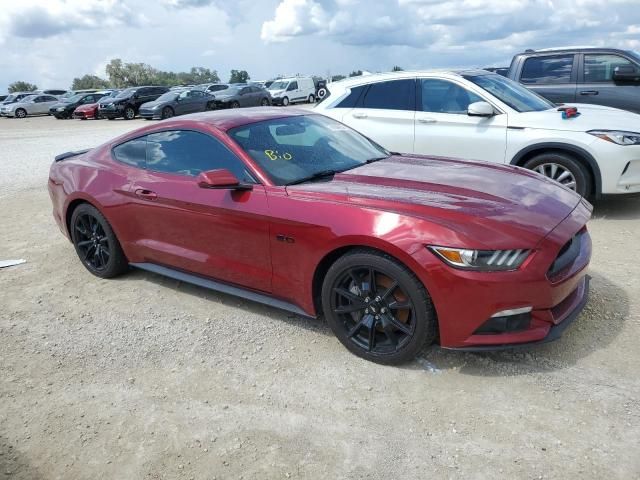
[410,270,628,376]
[0,435,43,479]
[116,268,333,337]
[592,195,640,221]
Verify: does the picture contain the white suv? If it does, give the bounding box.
[315,70,640,197]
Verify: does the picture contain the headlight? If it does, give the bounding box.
[428,246,530,271]
[588,130,640,146]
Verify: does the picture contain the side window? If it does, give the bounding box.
[240,87,250,95]
[45,96,58,102]
[113,137,147,168]
[420,79,483,114]
[335,85,366,108]
[191,90,204,97]
[145,130,253,181]
[362,79,415,111]
[584,54,636,82]
[287,81,297,91]
[521,55,574,84]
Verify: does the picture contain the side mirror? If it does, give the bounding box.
[468,101,495,117]
[613,65,640,82]
[197,169,252,191]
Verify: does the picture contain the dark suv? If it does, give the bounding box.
[506,47,640,113]
[98,86,169,120]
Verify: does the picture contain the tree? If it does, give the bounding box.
[349,70,363,77]
[331,74,346,82]
[71,74,110,90]
[392,65,403,71]
[229,69,250,84]
[8,81,37,93]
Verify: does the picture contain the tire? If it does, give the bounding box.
[123,106,136,120]
[70,203,128,279]
[15,108,27,118]
[282,96,289,107]
[161,106,174,119]
[107,117,115,120]
[317,88,327,99]
[231,101,240,109]
[206,102,215,111]
[523,152,591,197]
[321,249,437,365]
[260,98,270,106]
[307,94,315,103]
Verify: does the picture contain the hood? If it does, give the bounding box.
[141,100,164,109]
[215,94,236,101]
[286,155,584,249]
[269,89,285,95]
[76,103,98,110]
[52,101,75,108]
[512,104,640,132]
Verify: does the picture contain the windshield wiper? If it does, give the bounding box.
[365,155,390,164]
[286,169,339,186]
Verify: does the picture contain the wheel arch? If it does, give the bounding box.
[311,243,439,327]
[510,143,602,198]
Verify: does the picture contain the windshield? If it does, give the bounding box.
[228,114,389,186]
[219,86,240,95]
[628,50,640,63]
[464,74,555,112]
[156,91,179,101]
[66,94,84,103]
[268,81,288,90]
[3,94,17,102]
[115,88,136,98]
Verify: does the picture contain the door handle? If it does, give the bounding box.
[579,90,599,96]
[417,118,437,124]
[352,112,368,119]
[135,189,157,200]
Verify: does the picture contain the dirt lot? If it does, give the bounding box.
[1,115,639,479]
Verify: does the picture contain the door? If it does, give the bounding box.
[344,79,416,153]
[286,81,300,102]
[32,96,47,114]
[124,129,272,292]
[578,53,640,113]
[175,90,193,114]
[413,78,508,163]
[519,54,577,104]
[238,87,253,107]
[189,90,208,111]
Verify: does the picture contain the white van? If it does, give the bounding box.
[267,77,316,106]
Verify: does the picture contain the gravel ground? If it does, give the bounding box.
[1,115,639,479]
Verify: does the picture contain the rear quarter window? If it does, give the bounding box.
[112,137,147,168]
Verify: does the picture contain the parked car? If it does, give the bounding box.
[0,91,38,106]
[212,85,271,109]
[268,77,316,105]
[98,86,169,120]
[73,90,120,120]
[49,108,591,364]
[0,94,59,118]
[315,70,640,197]
[139,88,215,120]
[50,92,109,119]
[504,47,640,113]
[199,83,231,95]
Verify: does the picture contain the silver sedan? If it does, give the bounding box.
[0,94,60,118]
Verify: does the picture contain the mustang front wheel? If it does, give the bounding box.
[322,250,437,365]
[70,204,128,278]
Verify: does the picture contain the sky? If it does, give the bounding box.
[0,0,639,92]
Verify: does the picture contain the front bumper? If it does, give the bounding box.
[98,104,124,118]
[138,109,161,119]
[587,138,640,194]
[414,199,593,349]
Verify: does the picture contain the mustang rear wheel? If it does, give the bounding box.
[322,250,437,365]
[70,204,128,278]
[524,152,591,197]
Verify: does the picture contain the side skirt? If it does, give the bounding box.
[130,262,314,319]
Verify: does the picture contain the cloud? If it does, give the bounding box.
[261,0,640,54]
[0,0,144,42]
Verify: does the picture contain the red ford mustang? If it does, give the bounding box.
[48,108,592,364]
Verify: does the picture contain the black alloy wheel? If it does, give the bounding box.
[260,98,270,106]
[161,106,174,119]
[231,101,240,108]
[70,204,128,278]
[15,108,27,118]
[322,250,436,364]
[124,106,136,120]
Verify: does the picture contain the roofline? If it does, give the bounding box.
[519,46,633,55]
